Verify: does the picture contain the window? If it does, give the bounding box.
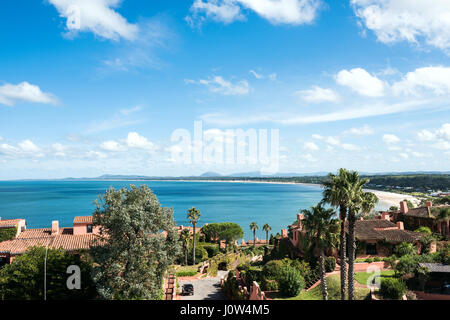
[366,243,377,255]
[86,224,93,234]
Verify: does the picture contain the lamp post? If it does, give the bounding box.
[44,237,50,300]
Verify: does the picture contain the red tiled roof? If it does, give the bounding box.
[403,205,450,218]
[0,219,23,228]
[73,216,93,224]
[345,219,420,243]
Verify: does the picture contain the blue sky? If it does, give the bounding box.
[0,0,450,179]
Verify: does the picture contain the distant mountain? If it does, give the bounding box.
[200,172,223,177]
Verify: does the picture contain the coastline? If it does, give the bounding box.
[84,179,418,210]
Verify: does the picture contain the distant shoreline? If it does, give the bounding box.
[4,178,418,209]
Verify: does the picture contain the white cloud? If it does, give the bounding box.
[100,140,126,152]
[296,86,340,103]
[301,153,317,162]
[0,140,43,158]
[336,68,385,97]
[125,132,156,151]
[18,140,41,153]
[52,143,67,157]
[392,66,450,96]
[351,0,450,51]
[249,70,277,80]
[185,76,250,95]
[341,143,360,151]
[417,123,450,150]
[383,134,400,145]
[344,124,375,136]
[303,142,319,151]
[201,99,426,126]
[188,0,322,26]
[49,0,138,41]
[0,82,59,106]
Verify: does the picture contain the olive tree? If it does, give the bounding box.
[91,185,181,300]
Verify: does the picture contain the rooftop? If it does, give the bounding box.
[345,219,420,243]
[73,216,93,224]
[419,263,450,273]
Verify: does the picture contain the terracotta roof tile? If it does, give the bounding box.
[73,216,93,224]
[345,219,420,243]
[0,219,23,228]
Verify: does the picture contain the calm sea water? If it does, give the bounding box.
[0,181,386,240]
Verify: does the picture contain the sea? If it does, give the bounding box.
[0,180,389,241]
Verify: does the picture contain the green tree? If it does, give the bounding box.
[262,223,272,245]
[91,185,180,300]
[278,265,305,297]
[218,223,243,249]
[249,222,259,247]
[202,223,220,243]
[346,171,377,300]
[187,207,201,265]
[322,168,352,300]
[0,247,95,300]
[301,204,339,300]
[180,229,191,266]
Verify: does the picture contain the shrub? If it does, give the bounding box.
[394,242,416,257]
[262,279,278,291]
[0,227,17,242]
[365,258,374,263]
[187,246,208,263]
[176,270,198,277]
[374,257,382,262]
[380,278,407,300]
[203,244,219,258]
[325,257,336,272]
[414,226,432,235]
[278,265,305,297]
[262,260,284,280]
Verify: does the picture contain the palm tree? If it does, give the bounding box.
[302,204,339,300]
[180,228,190,266]
[346,172,377,300]
[322,168,352,300]
[249,222,259,247]
[262,223,272,245]
[435,207,450,236]
[187,207,201,265]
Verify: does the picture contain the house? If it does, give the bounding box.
[287,213,421,258]
[0,216,101,265]
[346,218,421,257]
[0,218,27,238]
[393,201,450,237]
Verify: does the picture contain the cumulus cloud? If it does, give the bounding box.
[185,76,250,95]
[49,0,138,41]
[417,123,450,150]
[0,82,59,106]
[100,140,126,152]
[188,0,322,26]
[336,68,386,97]
[296,86,340,103]
[383,134,400,145]
[351,0,450,51]
[0,140,43,158]
[392,66,450,96]
[125,132,157,151]
[344,125,375,136]
[303,141,319,151]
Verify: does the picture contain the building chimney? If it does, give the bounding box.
[297,214,304,230]
[281,229,288,238]
[426,201,432,208]
[51,221,59,235]
[399,201,409,214]
[381,212,390,221]
[396,221,404,230]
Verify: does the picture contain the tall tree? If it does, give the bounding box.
[187,207,201,265]
[262,223,272,245]
[249,222,259,247]
[302,204,339,301]
[180,228,191,266]
[346,173,377,300]
[91,185,180,300]
[322,168,351,300]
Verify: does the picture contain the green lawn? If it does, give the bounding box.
[277,275,370,300]
[174,263,203,277]
[354,270,395,286]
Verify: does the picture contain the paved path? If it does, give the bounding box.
[178,271,228,300]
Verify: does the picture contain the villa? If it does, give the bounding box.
[287,212,422,258]
[385,201,450,237]
[0,216,101,265]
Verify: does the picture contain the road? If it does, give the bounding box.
[178,270,228,300]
